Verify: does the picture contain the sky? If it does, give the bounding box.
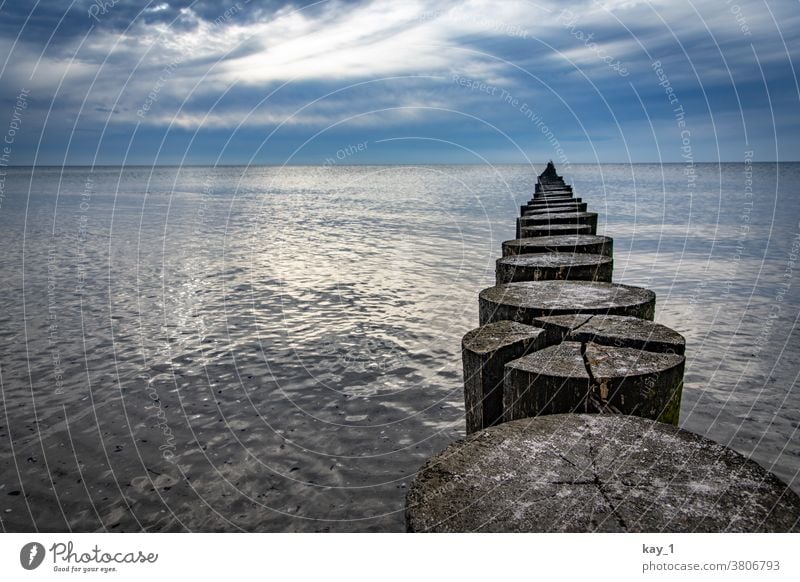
[0,0,798,165]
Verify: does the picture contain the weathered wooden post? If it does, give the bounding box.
[406,415,800,532]
[519,211,598,230]
[479,280,656,325]
[531,314,686,354]
[496,252,613,284]
[523,202,588,214]
[517,211,598,238]
[461,321,553,434]
[503,341,684,424]
[502,235,613,257]
[520,223,594,237]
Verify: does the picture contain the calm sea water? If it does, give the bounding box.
[0,163,798,532]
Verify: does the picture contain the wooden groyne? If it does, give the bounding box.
[406,162,800,532]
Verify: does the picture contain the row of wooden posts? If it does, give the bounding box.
[405,163,800,532]
[465,163,685,433]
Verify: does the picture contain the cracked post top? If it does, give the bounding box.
[405,414,800,533]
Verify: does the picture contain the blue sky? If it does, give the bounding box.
[0,0,798,165]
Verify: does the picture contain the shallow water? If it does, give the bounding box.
[0,163,798,531]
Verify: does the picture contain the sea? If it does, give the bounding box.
[0,163,798,532]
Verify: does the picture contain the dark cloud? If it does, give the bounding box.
[0,1,351,48]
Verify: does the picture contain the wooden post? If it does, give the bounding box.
[502,235,613,257]
[503,341,684,425]
[496,252,613,284]
[461,321,554,434]
[520,223,594,237]
[479,280,656,325]
[406,415,800,532]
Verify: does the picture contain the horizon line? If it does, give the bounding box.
[2,161,797,169]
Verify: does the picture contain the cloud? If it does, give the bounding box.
[0,0,798,162]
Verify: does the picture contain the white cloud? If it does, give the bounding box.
[2,0,798,134]
[144,3,170,13]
